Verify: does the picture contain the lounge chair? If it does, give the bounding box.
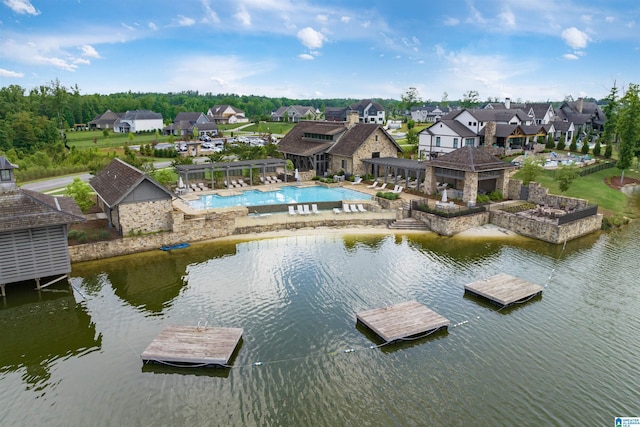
[288,205,297,215]
[272,175,282,183]
[366,181,380,189]
[343,203,352,213]
[224,180,233,188]
[231,180,239,187]
[197,182,207,190]
[391,185,404,194]
[311,204,320,214]
[237,179,248,187]
[351,177,363,185]
[303,204,311,215]
[259,176,266,184]
[190,183,199,191]
[297,205,305,215]
[333,207,341,214]
[349,204,357,213]
[357,204,367,212]
[376,183,388,192]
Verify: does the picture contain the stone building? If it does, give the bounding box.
[90,158,174,236]
[277,112,402,177]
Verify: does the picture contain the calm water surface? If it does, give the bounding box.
[1,222,639,426]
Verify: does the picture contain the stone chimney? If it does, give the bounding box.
[504,97,511,109]
[484,121,497,147]
[576,97,584,113]
[346,110,360,128]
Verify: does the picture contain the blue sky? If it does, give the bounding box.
[1,0,639,102]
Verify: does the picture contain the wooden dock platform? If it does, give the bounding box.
[356,301,450,343]
[464,273,543,307]
[141,325,243,366]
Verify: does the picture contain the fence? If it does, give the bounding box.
[578,161,616,177]
[411,199,487,218]
[557,205,599,225]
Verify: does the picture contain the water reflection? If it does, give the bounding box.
[0,283,101,389]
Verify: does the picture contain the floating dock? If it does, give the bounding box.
[356,301,450,343]
[141,325,243,366]
[464,273,543,308]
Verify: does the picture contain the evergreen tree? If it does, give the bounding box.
[545,134,555,149]
[616,83,640,183]
[581,137,590,154]
[569,134,578,152]
[604,141,613,158]
[593,139,602,156]
[557,135,566,151]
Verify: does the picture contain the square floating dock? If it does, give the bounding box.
[141,325,243,366]
[356,301,450,343]
[464,273,543,308]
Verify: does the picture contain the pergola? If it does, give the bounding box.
[361,157,428,189]
[175,158,289,189]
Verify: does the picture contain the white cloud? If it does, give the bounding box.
[561,27,590,50]
[3,0,39,15]
[316,14,328,23]
[605,16,615,23]
[0,68,24,77]
[298,53,314,60]
[41,56,77,72]
[563,53,579,60]
[74,58,91,65]
[177,15,195,27]
[234,5,251,26]
[80,44,100,58]
[499,9,516,27]
[341,16,351,23]
[297,27,325,49]
[201,0,220,24]
[444,17,460,26]
[121,23,135,31]
[148,22,158,31]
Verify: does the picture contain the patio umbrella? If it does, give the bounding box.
[294,169,299,181]
[178,176,184,188]
[441,188,448,202]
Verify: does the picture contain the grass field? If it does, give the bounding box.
[65,130,165,150]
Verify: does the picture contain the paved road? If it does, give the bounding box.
[18,160,202,193]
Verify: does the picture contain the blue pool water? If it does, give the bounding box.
[189,185,372,209]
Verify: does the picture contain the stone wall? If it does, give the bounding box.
[412,210,490,237]
[508,180,590,210]
[489,210,602,244]
[119,199,173,235]
[350,128,399,177]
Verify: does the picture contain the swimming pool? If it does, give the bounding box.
[189,185,372,210]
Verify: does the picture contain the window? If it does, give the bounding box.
[453,138,458,149]
[0,169,10,181]
[465,138,474,146]
[341,159,347,168]
[372,152,380,158]
[435,136,441,147]
[375,134,378,142]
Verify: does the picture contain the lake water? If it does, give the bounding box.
[1,221,639,426]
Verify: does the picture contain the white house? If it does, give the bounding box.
[418,120,479,159]
[114,110,163,133]
[349,99,385,124]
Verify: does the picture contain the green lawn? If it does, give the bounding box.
[513,166,640,215]
[237,122,295,135]
[65,130,165,150]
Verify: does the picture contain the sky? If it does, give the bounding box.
[0,0,639,102]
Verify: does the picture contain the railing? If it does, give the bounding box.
[411,199,487,218]
[557,205,598,225]
[577,161,616,176]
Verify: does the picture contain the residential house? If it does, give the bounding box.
[88,109,123,130]
[410,105,456,123]
[270,105,320,122]
[0,155,85,296]
[277,112,402,177]
[418,107,542,158]
[90,158,173,236]
[324,107,348,122]
[349,99,386,124]
[207,105,249,124]
[163,112,218,137]
[555,98,606,133]
[113,110,163,133]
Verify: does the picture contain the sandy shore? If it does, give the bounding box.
[205,223,518,244]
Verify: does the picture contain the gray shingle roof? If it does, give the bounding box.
[90,158,172,207]
[426,146,516,172]
[0,188,85,232]
[121,110,162,121]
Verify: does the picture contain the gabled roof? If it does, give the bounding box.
[89,110,123,125]
[208,105,244,116]
[120,110,162,121]
[479,124,546,138]
[0,188,85,232]
[445,108,529,123]
[0,155,18,170]
[426,146,515,172]
[425,119,477,138]
[174,112,207,123]
[278,121,401,157]
[90,158,172,207]
[349,99,385,112]
[525,102,553,118]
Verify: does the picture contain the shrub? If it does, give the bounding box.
[557,135,566,151]
[376,191,400,200]
[476,194,491,204]
[592,140,602,156]
[488,190,503,201]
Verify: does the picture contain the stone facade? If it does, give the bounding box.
[489,210,602,244]
[119,199,173,235]
[462,171,479,204]
[412,210,490,237]
[507,180,590,210]
[329,128,398,177]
